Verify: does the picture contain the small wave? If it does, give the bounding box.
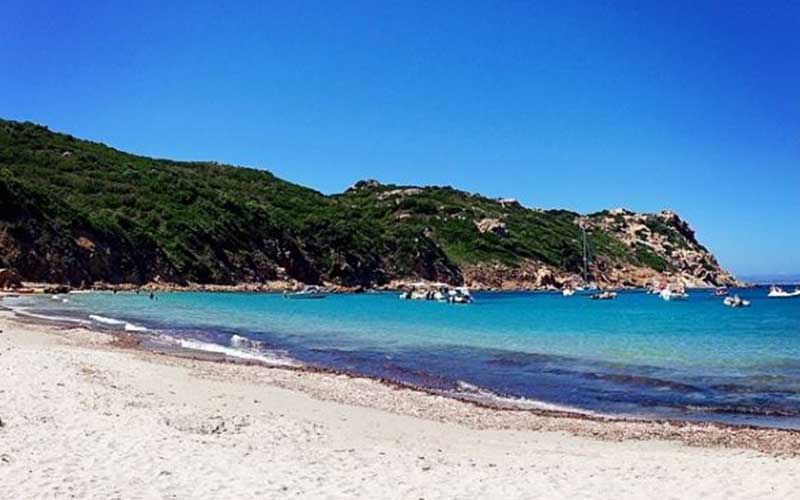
[678,404,800,418]
[171,337,298,367]
[452,380,599,415]
[592,373,703,393]
[8,306,92,326]
[89,314,147,332]
[89,314,126,326]
[230,334,263,350]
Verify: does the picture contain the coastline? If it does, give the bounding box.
[3,313,800,498]
[10,276,755,296]
[3,310,800,456]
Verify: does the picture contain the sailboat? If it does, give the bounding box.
[563,225,590,297]
[582,225,589,288]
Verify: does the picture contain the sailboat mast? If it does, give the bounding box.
[582,225,589,284]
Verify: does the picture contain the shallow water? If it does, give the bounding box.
[8,288,800,428]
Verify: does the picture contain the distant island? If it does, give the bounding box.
[0,119,737,291]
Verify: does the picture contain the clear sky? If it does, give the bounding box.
[2,1,798,276]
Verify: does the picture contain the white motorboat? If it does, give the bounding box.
[767,286,800,298]
[724,295,750,308]
[591,290,617,300]
[562,288,575,297]
[660,286,688,301]
[447,286,473,304]
[284,285,327,299]
[400,284,473,304]
[409,290,429,300]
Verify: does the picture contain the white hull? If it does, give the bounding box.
[724,296,750,308]
[285,293,327,300]
[768,291,800,299]
[660,291,688,301]
[400,285,473,304]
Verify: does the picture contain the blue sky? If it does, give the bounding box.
[2,1,798,275]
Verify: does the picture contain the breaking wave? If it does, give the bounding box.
[89,314,148,332]
[167,336,298,367]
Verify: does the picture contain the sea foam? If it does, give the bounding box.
[90,314,148,332]
[89,314,126,325]
[453,380,597,415]
[172,337,298,367]
[8,307,92,326]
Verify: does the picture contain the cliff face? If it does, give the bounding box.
[583,209,738,288]
[0,119,737,289]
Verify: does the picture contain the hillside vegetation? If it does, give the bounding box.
[0,119,736,289]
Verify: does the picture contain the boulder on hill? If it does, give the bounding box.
[475,218,508,237]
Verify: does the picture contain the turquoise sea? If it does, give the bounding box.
[7,288,800,428]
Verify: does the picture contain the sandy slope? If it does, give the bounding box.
[1,312,798,499]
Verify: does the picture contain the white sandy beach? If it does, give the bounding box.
[1,311,799,499]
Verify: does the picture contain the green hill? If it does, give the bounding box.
[0,119,736,289]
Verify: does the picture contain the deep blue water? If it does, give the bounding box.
[7,287,800,428]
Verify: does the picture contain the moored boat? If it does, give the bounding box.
[447,286,473,304]
[767,286,800,299]
[399,283,473,304]
[660,285,688,301]
[724,295,750,308]
[284,285,327,299]
[591,290,617,300]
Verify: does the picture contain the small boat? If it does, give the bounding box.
[447,287,473,304]
[561,288,575,297]
[399,284,472,304]
[591,290,617,300]
[409,290,429,300]
[647,281,669,295]
[767,286,800,299]
[284,285,327,299]
[724,295,750,308]
[713,287,728,297]
[660,286,688,301]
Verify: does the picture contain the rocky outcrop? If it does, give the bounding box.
[0,268,22,289]
[462,260,575,290]
[377,188,423,200]
[475,218,508,237]
[585,209,738,288]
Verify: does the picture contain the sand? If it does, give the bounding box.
[1,311,799,499]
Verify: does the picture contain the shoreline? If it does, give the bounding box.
[4,312,800,498]
[4,310,800,457]
[6,299,797,433]
[8,276,759,296]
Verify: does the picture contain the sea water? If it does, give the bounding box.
[7,288,800,428]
